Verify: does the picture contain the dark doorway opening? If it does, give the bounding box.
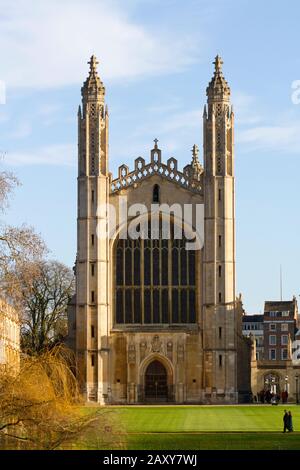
[145,360,168,401]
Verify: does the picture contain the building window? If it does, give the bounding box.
[269,335,276,346]
[219,355,222,367]
[91,190,95,203]
[218,235,222,247]
[281,335,288,345]
[218,265,222,277]
[218,189,221,201]
[91,263,95,276]
[219,327,222,339]
[115,220,196,325]
[282,311,289,317]
[218,292,222,303]
[269,349,276,360]
[269,311,277,317]
[91,291,95,303]
[91,354,95,367]
[281,349,288,360]
[281,323,289,331]
[269,324,276,331]
[91,325,95,338]
[153,184,160,203]
[91,234,95,246]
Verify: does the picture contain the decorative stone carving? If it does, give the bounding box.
[128,344,136,364]
[206,55,230,102]
[183,144,203,182]
[151,335,162,353]
[110,140,202,194]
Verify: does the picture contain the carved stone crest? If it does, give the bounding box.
[151,335,162,353]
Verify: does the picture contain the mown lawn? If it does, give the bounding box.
[75,405,300,450]
[126,432,300,450]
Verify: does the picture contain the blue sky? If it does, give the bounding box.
[0,0,300,313]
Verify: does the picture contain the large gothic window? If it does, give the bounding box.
[115,220,197,324]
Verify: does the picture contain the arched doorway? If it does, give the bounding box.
[145,360,168,401]
[264,373,280,395]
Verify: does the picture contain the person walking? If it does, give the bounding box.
[287,411,293,432]
[283,410,289,433]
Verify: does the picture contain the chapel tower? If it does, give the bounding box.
[202,56,237,401]
[70,55,246,405]
[76,56,110,403]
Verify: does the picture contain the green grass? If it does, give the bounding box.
[75,405,300,450]
[116,405,299,432]
[125,432,300,450]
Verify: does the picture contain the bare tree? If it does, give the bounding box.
[0,171,46,301]
[21,260,75,353]
[0,171,19,211]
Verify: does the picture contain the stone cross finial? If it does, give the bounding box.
[213,55,223,73]
[88,55,99,73]
[153,138,159,149]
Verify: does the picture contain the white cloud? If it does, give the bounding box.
[237,121,300,154]
[229,92,300,155]
[0,0,200,89]
[4,143,76,166]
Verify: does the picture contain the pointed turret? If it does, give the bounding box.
[191,144,203,179]
[78,56,109,176]
[206,55,230,103]
[81,55,105,104]
[184,144,203,181]
[204,55,233,176]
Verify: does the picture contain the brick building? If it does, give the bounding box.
[263,298,298,361]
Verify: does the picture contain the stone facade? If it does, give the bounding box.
[69,55,251,404]
[0,298,20,372]
[250,349,300,403]
[245,298,300,402]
